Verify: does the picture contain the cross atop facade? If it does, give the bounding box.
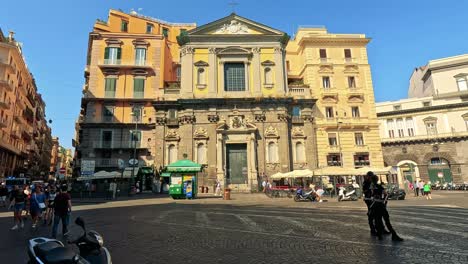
[228,1,239,13]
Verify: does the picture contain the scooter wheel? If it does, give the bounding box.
[294,196,300,202]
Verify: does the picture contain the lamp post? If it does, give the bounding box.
[129,110,140,194]
[337,121,344,167]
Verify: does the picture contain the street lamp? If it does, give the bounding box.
[129,110,140,194]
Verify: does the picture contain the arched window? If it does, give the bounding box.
[264,67,272,84]
[197,143,206,164]
[168,144,177,164]
[197,68,206,85]
[267,142,278,163]
[295,142,305,163]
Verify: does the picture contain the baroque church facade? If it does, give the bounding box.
[152,14,316,191]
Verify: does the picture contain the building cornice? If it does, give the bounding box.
[377,101,468,117]
[381,131,468,146]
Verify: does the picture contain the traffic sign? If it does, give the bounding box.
[437,172,443,178]
[59,168,66,174]
[129,159,139,166]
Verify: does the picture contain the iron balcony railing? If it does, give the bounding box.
[92,140,145,149]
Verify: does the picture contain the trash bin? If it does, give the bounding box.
[224,188,231,200]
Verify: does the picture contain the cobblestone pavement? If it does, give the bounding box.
[0,192,467,264]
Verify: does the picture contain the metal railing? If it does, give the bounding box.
[133,91,145,98]
[344,57,357,63]
[104,91,116,98]
[101,59,150,67]
[92,140,144,149]
[381,131,468,143]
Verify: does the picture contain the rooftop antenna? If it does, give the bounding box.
[228,1,239,13]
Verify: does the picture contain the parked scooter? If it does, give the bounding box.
[28,217,112,264]
[294,188,317,202]
[337,186,358,202]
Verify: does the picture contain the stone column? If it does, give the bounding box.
[250,133,258,190]
[208,48,217,97]
[216,133,224,182]
[180,47,194,98]
[274,47,286,95]
[252,47,262,96]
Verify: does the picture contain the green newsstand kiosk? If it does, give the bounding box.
[166,158,202,199]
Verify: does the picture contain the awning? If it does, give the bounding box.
[161,172,171,177]
[354,166,392,175]
[138,167,154,175]
[166,159,202,173]
[77,170,120,181]
[312,167,359,176]
[122,167,139,178]
[271,169,313,179]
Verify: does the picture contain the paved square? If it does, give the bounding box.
[0,192,467,263]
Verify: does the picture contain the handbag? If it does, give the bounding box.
[34,194,46,209]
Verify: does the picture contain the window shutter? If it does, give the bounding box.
[104,47,109,60]
[344,49,352,58]
[117,48,122,60]
[319,49,327,58]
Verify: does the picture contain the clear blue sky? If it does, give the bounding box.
[1,0,467,149]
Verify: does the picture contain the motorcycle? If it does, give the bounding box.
[28,217,112,264]
[386,186,406,200]
[293,188,317,202]
[337,186,358,202]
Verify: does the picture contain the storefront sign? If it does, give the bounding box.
[81,160,95,176]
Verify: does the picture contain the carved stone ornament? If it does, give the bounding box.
[252,47,261,54]
[274,47,283,54]
[254,114,266,122]
[231,116,244,129]
[208,114,219,123]
[194,127,208,139]
[155,117,166,125]
[178,115,196,125]
[165,129,180,140]
[215,20,249,34]
[208,47,217,54]
[277,113,290,122]
[291,127,306,138]
[264,126,279,138]
[180,47,194,56]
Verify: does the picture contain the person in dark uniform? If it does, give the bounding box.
[369,173,403,241]
[362,172,376,235]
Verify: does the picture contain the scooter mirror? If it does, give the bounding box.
[75,217,85,229]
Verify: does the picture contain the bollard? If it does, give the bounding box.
[224,188,231,200]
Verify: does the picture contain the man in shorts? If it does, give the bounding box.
[423,182,432,200]
[9,185,26,230]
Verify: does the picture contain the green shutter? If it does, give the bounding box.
[133,78,145,98]
[104,47,109,60]
[117,48,122,60]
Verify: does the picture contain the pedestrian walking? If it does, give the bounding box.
[369,174,403,241]
[262,180,267,192]
[215,180,222,196]
[110,180,117,200]
[44,186,57,225]
[52,185,72,238]
[363,172,376,236]
[423,182,432,200]
[9,185,26,230]
[418,181,424,197]
[0,183,8,207]
[30,186,47,229]
[413,180,419,197]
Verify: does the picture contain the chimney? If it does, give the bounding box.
[8,31,14,41]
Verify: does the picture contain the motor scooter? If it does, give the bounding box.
[293,188,317,202]
[28,217,112,264]
[337,186,358,202]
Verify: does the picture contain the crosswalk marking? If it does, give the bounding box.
[233,215,265,232]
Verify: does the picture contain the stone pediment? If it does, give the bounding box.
[322,95,338,103]
[344,65,359,73]
[291,127,306,139]
[186,13,285,36]
[165,129,180,141]
[194,60,209,67]
[216,115,257,131]
[318,65,334,74]
[348,95,364,103]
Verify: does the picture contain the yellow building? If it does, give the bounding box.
[76,9,195,183]
[0,29,52,179]
[286,27,384,180]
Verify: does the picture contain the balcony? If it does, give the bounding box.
[104,91,116,98]
[381,131,468,144]
[94,158,120,168]
[22,129,32,141]
[319,58,332,64]
[0,59,16,73]
[166,118,179,127]
[288,84,311,98]
[14,115,23,124]
[163,81,181,95]
[291,116,304,124]
[354,160,370,167]
[0,100,10,109]
[327,160,342,167]
[0,80,14,91]
[10,129,20,139]
[98,60,153,71]
[344,57,358,64]
[133,91,145,99]
[92,140,145,149]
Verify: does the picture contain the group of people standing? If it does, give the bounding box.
[5,183,72,238]
[363,171,403,241]
[410,180,432,200]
